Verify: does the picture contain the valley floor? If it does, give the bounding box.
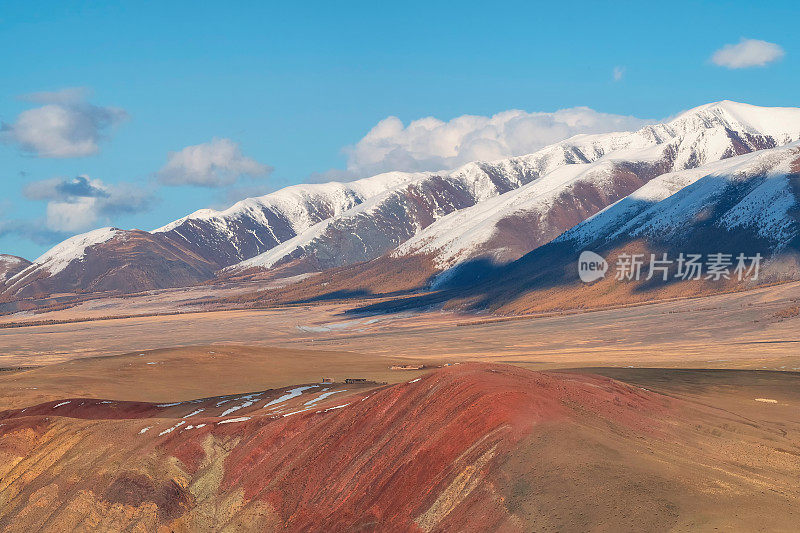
[1,280,799,370]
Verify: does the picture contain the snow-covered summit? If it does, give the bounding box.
[0,254,31,283]
[6,227,119,287]
[0,254,27,267]
[27,227,119,277]
[2,227,121,296]
[665,101,800,141]
[153,171,420,234]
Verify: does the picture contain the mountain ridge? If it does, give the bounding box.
[4,100,800,301]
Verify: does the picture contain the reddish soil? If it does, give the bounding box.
[1,363,798,532]
[217,364,672,531]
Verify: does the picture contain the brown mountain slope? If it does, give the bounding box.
[3,230,220,298]
[0,255,30,283]
[1,363,798,531]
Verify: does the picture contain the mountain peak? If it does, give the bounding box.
[29,227,120,276]
[667,101,800,139]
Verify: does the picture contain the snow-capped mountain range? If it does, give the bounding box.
[419,141,800,313]
[3,101,800,299]
[233,100,800,272]
[393,101,800,268]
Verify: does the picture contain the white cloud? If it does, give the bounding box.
[711,38,785,69]
[613,66,625,81]
[1,88,128,157]
[158,138,271,187]
[46,197,100,232]
[23,175,153,232]
[340,107,652,178]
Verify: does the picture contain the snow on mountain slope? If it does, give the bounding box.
[156,172,416,234]
[555,142,800,250]
[3,227,120,296]
[0,254,31,284]
[2,228,220,297]
[232,129,676,273]
[8,227,119,284]
[418,144,800,313]
[231,158,543,271]
[392,101,800,269]
[394,161,637,267]
[152,171,418,267]
[665,100,800,143]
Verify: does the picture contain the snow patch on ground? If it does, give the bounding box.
[158,421,185,436]
[304,390,346,406]
[156,402,182,408]
[264,386,318,408]
[283,408,313,417]
[322,403,350,412]
[219,394,263,417]
[218,416,250,425]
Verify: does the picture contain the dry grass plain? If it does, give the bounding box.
[1,279,799,371]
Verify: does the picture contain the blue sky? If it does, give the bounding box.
[1,0,798,259]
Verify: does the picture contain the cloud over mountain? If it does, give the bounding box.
[23,175,153,232]
[0,88,128,157]
[340,107,652,178]
[158,138,272,187]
